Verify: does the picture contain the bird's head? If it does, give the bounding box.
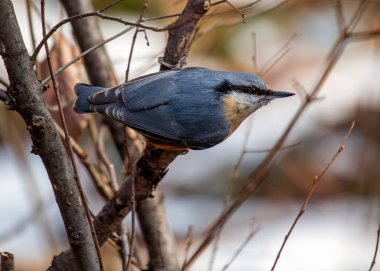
[217,73,294,132]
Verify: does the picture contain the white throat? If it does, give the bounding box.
[223,91,270,133]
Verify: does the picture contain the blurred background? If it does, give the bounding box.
[0,0,380,270]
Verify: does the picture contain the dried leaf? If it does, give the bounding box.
[40,32,89,140]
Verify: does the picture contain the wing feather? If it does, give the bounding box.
[121,69,180,112]
[90,103,124,121]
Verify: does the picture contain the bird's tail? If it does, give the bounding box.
[73,83,105,114]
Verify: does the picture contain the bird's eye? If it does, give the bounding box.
[250,83,258,90]
[249,83,265,95]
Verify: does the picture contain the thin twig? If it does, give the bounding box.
[125,1,150,82]
[348,29,380,41]
[227,120,254,202]
[99,0,123,12]
[222,220,258,271]
[41,1,103,270]
[41,26,134,85]
[96,126,131,271]
[243,142,302,154]
[369,223,380,271]
[31,9,165,63]
[197,0,261,27]
[26,0,37,51]
[55,122,114,200]
[346,0,369,33]
[252,33,257,73]
[143,12,182,22]
[141,0,243,22]
[124,144,136,271]
[96,125,118,192]
[222,0,246,22]
[182,225,194,269]
[291,78,309,101]
[334,0,346,32]
[271,121,355,271]
[260,33,298,77]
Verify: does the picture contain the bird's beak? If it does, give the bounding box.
[267,89,295,99]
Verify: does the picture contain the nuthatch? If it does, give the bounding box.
[73,67,294,150]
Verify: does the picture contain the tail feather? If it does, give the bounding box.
[73,83,105,114]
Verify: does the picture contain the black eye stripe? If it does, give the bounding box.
[215,80,267,95]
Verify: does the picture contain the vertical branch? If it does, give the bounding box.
[137,190,180,271]
[0,1,100,271]
[123,144,137,271]
[369,223,380,271]
[161,0,211,70]
[40,1,103,270]
[0,252,14,271]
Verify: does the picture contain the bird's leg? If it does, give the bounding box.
[158,54,188,70]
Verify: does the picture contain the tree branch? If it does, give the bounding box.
[0,252,14,271]
[369,223,380,271]
[161,0,211,69]
[0,1,100,271]
[137,189,180,271]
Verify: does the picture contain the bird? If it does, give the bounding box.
[73,67,294,150]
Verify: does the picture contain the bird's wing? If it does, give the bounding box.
[123,106,227,149]
[122,105,187,143]
[121,69,181,112]
[90,101,186,147]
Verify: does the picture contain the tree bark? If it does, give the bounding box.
[0,252,14,271]
[137,190,180,271]
[0,1,100,271]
